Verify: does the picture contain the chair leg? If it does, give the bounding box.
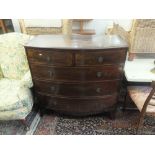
[136,112,145,134]
[109,110,116,120]
[128,53,135,61]
[123,91,129,111]
[21,119,30,131]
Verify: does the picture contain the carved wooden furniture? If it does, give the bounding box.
[109,20,155,61]
[25,34,128,116]
[127,81,155,134]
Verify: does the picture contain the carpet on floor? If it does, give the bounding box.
[0,111,40,135]
[35,109,155,135]
[1,109,155,135]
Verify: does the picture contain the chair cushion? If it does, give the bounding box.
[20,70,33,88]
[0,78,33,112]
[128,86,155,113]
[0,32,31,79]
[0,106,32,120]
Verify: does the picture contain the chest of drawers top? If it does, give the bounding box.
[25,34,128,49]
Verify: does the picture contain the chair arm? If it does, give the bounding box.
[20,70,33,88]
[108,23,130,45]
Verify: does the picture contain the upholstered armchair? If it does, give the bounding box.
[109,19,155,61]
[0,32,33,129]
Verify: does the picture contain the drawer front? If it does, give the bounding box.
[26,48,72,66]
[30,65,123,81]
[76,49,126,66]
[34,80,120,97]
[37,94,118,115]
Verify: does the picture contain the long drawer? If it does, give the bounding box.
[34,80,120,97]
[76,49,126,66]
[30,65,123,82]
[37,93,118,115]
[26,48,73,66]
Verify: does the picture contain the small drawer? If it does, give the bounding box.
[30,65,123,82]
[76,49,126,66]
[37,94,118,115]
[34,80,120,97]
[26,48,72,66]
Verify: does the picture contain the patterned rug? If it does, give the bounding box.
[0,111,40,135]
[35,109,155,135]
[1,109,155,135]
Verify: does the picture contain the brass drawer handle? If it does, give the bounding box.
[53,101,57,105]
[51,86,56,92]
[96,72,102,78]
[47,56,50,62]
[98,56,104,63]
[48,71,54,77]
[96,88,101,93]
[49,100,57,105]
[38,53,50,62]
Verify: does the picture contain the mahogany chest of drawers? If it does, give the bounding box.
[25,34,128,116]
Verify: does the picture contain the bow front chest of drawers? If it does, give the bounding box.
[25,35,128,116]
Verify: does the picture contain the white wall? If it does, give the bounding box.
[12,19,21,32]
[12,19,133,34]
[72,19,132,34]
